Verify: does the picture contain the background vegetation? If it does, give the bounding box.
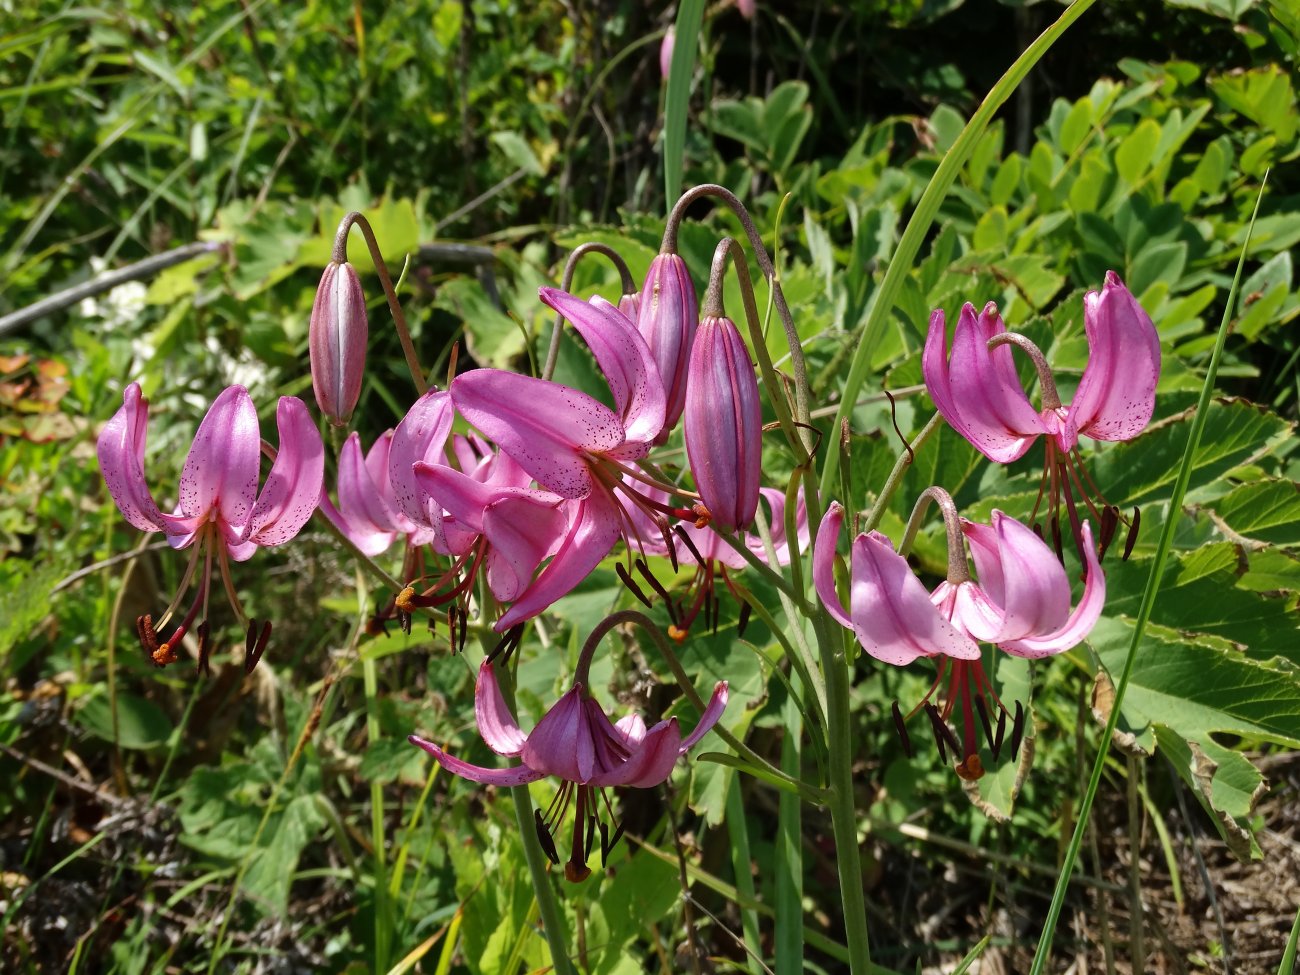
[2,0,1298,972]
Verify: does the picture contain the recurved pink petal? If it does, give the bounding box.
[319,433,398,556]
[998,521,1106,658]
[474,662,528,756]
[97,383,167,533]
[1069,272,1160,444]
[173,385,261,532]
[481,493,569,602]
[407,734,545,786]
[452,369,624,500]
[679,680,729,751]
[520,685,595,783]
[974,511,1071,640]
[613,712,648,748]
[493,489,621,631]
[813,503,854,630]
[388,389,455,528]
[593,718,682,788]
[943,302,1046,462]
[539,287,665,448]
[242,396,324,554]
[849,529,980,665]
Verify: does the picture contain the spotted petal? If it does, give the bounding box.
[97,383,167,534]
[408,734,544,786]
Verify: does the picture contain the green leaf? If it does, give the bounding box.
[1210,64,1297,143]
[75,692,172,750]
[1114,117,1161,185]
[1212,479,1300,545]
[242,793,328,913]
[1088,398,1294,508]
[435,276,524,369]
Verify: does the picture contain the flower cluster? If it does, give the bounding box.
[96,195,1158,881]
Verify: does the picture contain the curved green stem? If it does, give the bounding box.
[333,211,427,396]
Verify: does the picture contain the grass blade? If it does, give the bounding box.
[663,0,704,207]
[1028,171,1272,975]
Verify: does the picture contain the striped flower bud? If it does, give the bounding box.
[635,252,697,440]
[684,314,761,533]
[309,261,368,426]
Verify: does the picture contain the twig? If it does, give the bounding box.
[0,242,225,337]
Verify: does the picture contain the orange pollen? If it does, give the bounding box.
[691,503,711,529]
[152,643,179,667]
[667,624,689,644]
[955,753,985,781]
[395,586,417,613]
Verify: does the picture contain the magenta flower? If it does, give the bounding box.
[684,313,762,533]
[626,485,807,640]
[635,252,698,439]
[319,430,435,557]
[923,272,1159,558]
[814,499,1104,778]
[410,660,727,881]
[308,261,368,427]
[97,383,324,671]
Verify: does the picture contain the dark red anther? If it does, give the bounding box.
[534,809,559,865]
[244,619,272,674]
[616,562,653,609]
[1123,506,1141,561]
[891,701,913,758]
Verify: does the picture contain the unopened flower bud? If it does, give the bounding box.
[309,261,368,426]
[636,252,698,440]
[618,290,641,322]
[684,314,761,533]
[659,27,675,80]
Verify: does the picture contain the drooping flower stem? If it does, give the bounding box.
[332,211,427,396]
[986,331,1063,410]
[899,486,970,582]
[706,237,805,464]
[491,653,579,975]
[664,184,815,457]
[542,241,637,381]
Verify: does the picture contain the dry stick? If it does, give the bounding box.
[540,241,636,381]
[332,212,427,395]
[0,241,225,337]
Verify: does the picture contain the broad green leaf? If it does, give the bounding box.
[1088,398,1294,508]
[75,692,172,750]
[242,793,328,913]
[436,276,524,369]
[1212,479,1300,545]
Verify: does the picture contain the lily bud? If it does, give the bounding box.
[684,314,761,533]
[636,252,698,439]
[618,290,640,322]
[659,27,675,80]
[309,261,368,426]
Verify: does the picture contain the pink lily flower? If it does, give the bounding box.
[814,498,1104,778]
[97,383,324,672]
[411,460,615,632]
[319,430,433,557]
[450,289,703,625]
[624,485,807,640]
[923,273,1159,560]
[410,659,727,881]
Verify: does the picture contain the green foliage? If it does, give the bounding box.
[3,0,1299,973]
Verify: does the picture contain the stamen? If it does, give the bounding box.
[1009,702,1026,761]
[602,820,625,864]
[615,562,653,608]
[973,694,995,752]
[891,701,913,758]
[488,624,524,665]
[1098,505,1120,560]
[635,559,679,624]
[244,619,272,674]
[455,606,469,654]
[993,704,1008,761]
[197,621,212,677]
[736,599,752,639]
[1123,507,1141,561]
[673,525,707,569]
[924,703,960,764]
[534,809,560,865]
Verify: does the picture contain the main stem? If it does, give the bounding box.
[819,615,873,972]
